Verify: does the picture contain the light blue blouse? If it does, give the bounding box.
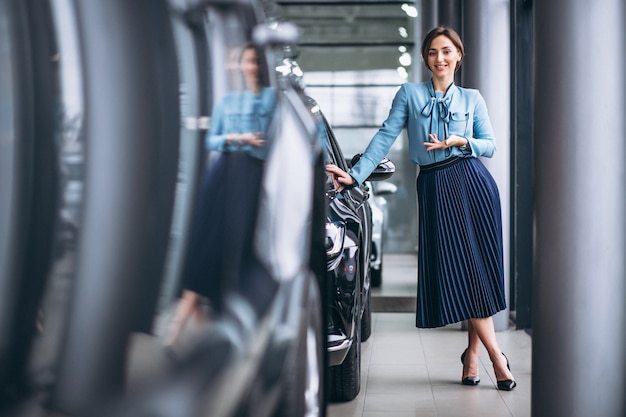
[349,80,496,185]
[206,87,276,160]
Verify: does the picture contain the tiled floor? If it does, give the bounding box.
[23,253,530,417]
[327,254,532,417]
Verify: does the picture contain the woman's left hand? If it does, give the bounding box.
[423,134,465,151]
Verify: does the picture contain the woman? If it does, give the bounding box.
[325,26,516,391]
[164,43,276,346]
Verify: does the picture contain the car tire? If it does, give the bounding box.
[360,288,372,342]
[329,314,361,402]
[275,276,326,417]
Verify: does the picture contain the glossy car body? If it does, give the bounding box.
[0,1,327,416]
[306,97,394,402]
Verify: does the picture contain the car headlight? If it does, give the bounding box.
[325,221,345,259]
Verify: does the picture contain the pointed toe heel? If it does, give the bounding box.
[462,376,481,386]
[496,353,516,391]
[497,379,517,391]
[460,348,480,386]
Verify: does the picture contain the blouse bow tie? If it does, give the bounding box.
[421,96,451,123]
[421,96,451,140]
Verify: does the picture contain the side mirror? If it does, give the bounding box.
[252,22,300,47]
[374,181,398,196]
[350,153,395,181]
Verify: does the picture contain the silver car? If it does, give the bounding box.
[366,181,397,287]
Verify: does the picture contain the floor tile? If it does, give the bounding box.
[327,254,532,417]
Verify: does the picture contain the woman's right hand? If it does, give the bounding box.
[227,132,265,147]
[325,164,355,192]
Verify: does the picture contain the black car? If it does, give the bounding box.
[0,1,327,417]
[305,97,394,402]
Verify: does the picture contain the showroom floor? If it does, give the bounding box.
[327,254,532,417]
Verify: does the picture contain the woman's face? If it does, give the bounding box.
[240,47,259,81]
[426,35,462,78]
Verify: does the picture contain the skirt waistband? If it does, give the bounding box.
[419,156,465,173]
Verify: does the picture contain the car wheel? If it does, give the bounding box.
[360,288,372,342]
[276,276,326,417]
[329,314,361,402]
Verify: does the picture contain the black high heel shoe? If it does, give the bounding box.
[496,352,517,391]
[460,348,480,386]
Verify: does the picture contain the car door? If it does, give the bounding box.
[321,115,373,319]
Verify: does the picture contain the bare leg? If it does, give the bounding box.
[462,320,481,379]
[467,317,514,382]
[164,290,201,346]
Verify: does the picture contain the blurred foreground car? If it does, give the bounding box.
[0,1,327,417]
[306,97,394,402]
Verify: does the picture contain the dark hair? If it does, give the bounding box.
[239,42,270,86]
[421,26,464,73]
[240,42,258,60]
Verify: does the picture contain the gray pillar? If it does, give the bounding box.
[418,0,437,82]
[462,0,511,331]
[421,0,438,34]
[49,0,179,413]
[435,0,464,99]
[437,0,462,31]
[533,1,626,416]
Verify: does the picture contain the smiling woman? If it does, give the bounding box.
[325,25,517,392]
[423,26,464,76]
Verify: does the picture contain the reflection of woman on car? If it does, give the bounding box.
[165,44,276,347]
[206,44,275,158]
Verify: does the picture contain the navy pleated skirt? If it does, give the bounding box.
[415,157,506,328]
[180,151,277,314]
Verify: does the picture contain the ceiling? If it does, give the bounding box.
[273,1,418,72]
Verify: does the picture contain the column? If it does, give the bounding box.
[533,1,626,416]
[437,0,462,31]
[462,0,511,331]
[417,0,437,82]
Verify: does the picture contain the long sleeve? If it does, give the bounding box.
[349,85,408,185]
[206,98,229,151]
[347,81,497,183]
[465,91,496,158]
[205,89,276,159]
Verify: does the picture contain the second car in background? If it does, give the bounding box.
[364,180,397,288]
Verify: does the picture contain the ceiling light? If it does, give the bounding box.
[401,4,418,18]
[399,52,412,66]
[397,66,408,79]
[398,27,408,38]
